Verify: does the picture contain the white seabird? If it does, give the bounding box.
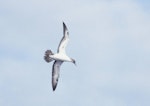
[44,22,76,91]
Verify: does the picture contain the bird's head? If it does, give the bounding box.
[71,58,76,66]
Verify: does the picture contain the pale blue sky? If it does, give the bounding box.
[0,0,150,106]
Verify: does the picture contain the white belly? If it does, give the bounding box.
[50,53,71,62]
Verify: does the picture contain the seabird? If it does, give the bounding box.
[44,22,76,91]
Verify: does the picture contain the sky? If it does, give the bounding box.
[0,0,150,106]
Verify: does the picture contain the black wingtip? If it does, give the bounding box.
[62,21,65,26]
[63,22,67,30]
[52,85,57,91]
[62,21,65,24]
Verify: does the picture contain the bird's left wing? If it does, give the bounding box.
[57,22,69,54]
[52,60,63,91]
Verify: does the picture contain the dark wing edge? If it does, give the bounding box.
[63,22,68,36]
[57,22,69,53]
[52,61,63,91]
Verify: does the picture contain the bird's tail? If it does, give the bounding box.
[44,50,54,63]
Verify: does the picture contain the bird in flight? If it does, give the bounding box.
[44,22,76,91]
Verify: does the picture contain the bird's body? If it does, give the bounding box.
[50,53,72,62]
[44,22,76,91]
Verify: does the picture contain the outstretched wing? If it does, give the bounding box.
[52,60,63,91]
[57,22,69,54]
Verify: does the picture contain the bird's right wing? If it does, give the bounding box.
[52,60,63,91]
[57,22,69,54]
